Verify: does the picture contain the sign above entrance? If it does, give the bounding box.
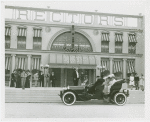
[5,6,143,28]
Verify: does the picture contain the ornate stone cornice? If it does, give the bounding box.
[5,19,143,33]
[5,49,143,58]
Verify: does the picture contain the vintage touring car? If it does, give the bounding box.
[59,79,129,106]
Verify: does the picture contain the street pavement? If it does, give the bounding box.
[5,102,144,118]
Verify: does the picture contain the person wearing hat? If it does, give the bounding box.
[21,70,27,90]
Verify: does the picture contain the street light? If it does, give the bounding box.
[97,65,106,78]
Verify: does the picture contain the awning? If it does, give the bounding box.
[34,29,42,37]
[101,33,109,42]
[115,34,123,42]
[5,27,11,36]
[49,53,96,69]
[113,61,122,73]
[100,60,109,72]
[18,28,26,36]
[5,56,11,70]
[15,57,27,70]
[127,60,135,73]
[128,34,137,43]
[32,57,41,70]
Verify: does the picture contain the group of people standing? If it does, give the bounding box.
[10,70,57,89]
[33,71,56,87]
[129,73,144,91]
[10,70,31,89]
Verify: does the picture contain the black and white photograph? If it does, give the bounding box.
[1,0,150,121]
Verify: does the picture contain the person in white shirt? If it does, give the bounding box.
[73,68,79,86]
[129,73,135,90]
[34,72,39,87]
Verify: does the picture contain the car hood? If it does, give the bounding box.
[64,86,85,90]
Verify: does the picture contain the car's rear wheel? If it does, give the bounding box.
[62,91,76,105]
[114,93,127,106]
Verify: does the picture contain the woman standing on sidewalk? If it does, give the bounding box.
[129,73,135,90]
[139,74,144,91]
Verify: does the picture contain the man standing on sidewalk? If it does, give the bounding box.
[73,67,79,86]
[21,70,27,90]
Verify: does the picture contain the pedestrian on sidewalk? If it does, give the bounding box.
[129,73,135,90]
[10,70,16,87]
[34,72,38,87]
[50,72,56,87]
[39,71,44,87]
[134,73,139,90]
[139,74,144,91]
[21,70,27,90]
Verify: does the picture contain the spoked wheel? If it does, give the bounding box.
[62,92,76,105]
[114,93,127,106]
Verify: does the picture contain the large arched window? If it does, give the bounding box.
[51,32,93,52]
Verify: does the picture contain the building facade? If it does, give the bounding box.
[5,6,144,87]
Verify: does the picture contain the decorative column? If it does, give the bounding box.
[122,32,128,53]
[123,58,127,79]
[27,55,32,87]
[109,58,113,74]
[109,31,115,53]
[61,68,65,87]
[10,25,17,49]
[27,55,32,70]
[94,10,98,25]
[95,55,101,76]
[11,54,16,72]
[26,26,33,49]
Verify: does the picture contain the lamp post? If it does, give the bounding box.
[97,65,106,78]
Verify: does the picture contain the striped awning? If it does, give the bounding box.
[100,60,109,72]
[34,29,42,37]
[113,61,122,73]
[115,34,123,42]
[32,57,41,70]
[5,57,11,70]
[18,28,26,36]
[101,33,109,42]
[49,53,96,69]
[15,57,27,70]
[5,27,11,36]
[127,60,135,73]
[128,34,137,43]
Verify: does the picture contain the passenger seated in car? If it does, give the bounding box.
[88,76,104,94]
[103,74,123,95]
[103,76,111,95]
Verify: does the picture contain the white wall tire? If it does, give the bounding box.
[62,92,76,106]
[114,93,127,106]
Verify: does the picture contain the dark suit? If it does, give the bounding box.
[73,70,79,86]
[134,76,139,90]
[50,75,56,87]
[39,74,44,87]
[88,78,105,97]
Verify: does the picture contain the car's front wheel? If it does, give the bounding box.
[62,91,76,105]
[114,93,127,106]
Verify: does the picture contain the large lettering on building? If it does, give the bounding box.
[5,6,142,28]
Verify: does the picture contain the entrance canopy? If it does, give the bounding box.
[49,53,96,69]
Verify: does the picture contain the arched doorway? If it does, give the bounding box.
[51,31,93,52]
[49,31,95,87]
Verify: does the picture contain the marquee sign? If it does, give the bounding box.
[5,6,142,28]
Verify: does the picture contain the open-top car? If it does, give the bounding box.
[59,79,129,106]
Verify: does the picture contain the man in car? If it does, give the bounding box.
[88,76,104,95]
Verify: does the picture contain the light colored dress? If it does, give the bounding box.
[129,76,135,86]
[139,76,144,86]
